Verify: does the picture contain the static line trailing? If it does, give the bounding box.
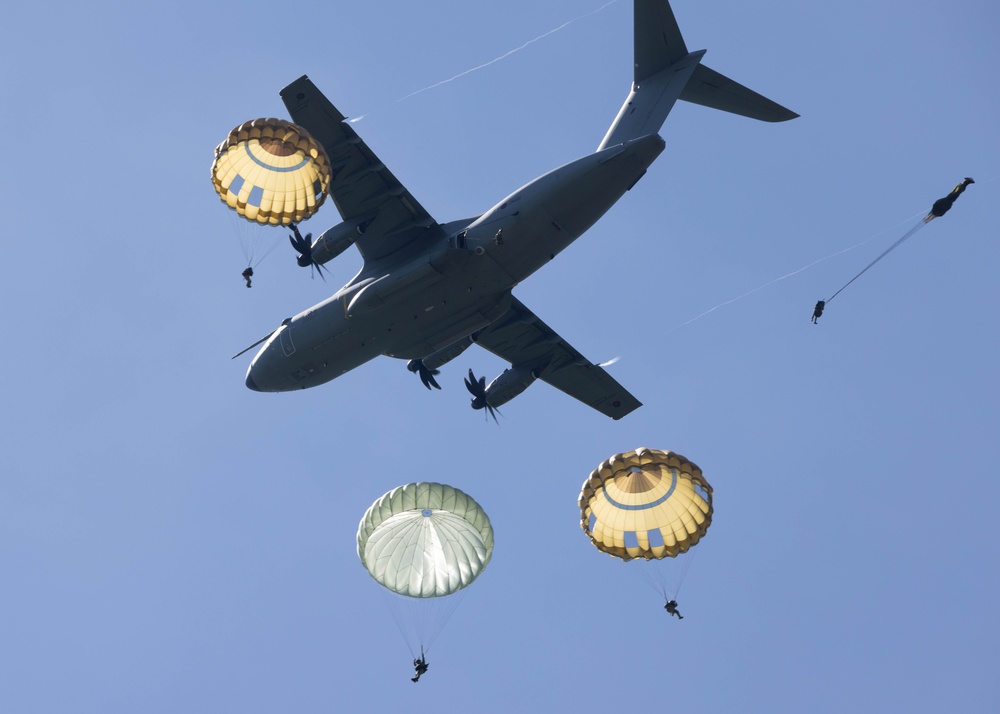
[813,177,974,322]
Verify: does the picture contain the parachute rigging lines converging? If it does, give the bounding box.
[210,117,332,270]
[357,482,494,657]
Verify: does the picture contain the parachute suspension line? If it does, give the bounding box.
[226,212,273,270]
[631,561,669,601]
[417,587,470,656]
[414,588,469,657]
[228,214,254,268]
[249,228,287,269]
[628,551,698,602]
[671,549,699,599]
[375,584,419,660]
[826,220,927,304]
[374,579,470,658]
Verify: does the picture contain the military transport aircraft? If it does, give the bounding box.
[239,0,797,419]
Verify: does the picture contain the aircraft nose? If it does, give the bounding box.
[245,369,262,392]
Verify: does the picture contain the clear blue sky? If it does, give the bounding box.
[2,1,998,712]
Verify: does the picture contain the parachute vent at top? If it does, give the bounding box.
[211,117,332,226]
[579,448,713,561]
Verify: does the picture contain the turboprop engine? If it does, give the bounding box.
[407,336,478,390]
[305,216,373,266]
[464,366,539,421]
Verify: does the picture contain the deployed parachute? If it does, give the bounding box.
[211,118,332,274]
[580,448,712,604]
[211,117,331,226]
[580,447,712,561]
[358,482,493,658]
[358,482,494,597]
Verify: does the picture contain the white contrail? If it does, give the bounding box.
[396,0,621,103]
[666,212,926,332]
[348,1,619,124]
[645,176,994,329]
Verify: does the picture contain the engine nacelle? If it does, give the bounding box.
[310,217,372,266]
[481,365,538,409]
[419,336,476,371]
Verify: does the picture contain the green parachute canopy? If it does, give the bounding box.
[211,117,331,226]
[357,482,494,599]
[579,447,713,561]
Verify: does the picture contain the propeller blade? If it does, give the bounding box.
[464,368,500,423]
[290,224,317,269]
[464,369,482,398]
[408,360,441,390]
[420,367,441,390]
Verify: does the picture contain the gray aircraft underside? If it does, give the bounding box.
[242,0,796,419]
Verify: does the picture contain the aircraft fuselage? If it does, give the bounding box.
[245,134,665,392]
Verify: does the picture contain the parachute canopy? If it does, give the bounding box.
[211,117,331,226]
[579,447,712,561]
[357,482,494,599]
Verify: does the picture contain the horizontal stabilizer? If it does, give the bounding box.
[680,65,799,123]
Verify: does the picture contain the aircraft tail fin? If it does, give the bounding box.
[598,0,797,151]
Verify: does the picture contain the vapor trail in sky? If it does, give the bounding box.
[396,1,620,103]
[667,212,926,331]
[348,0,621,123]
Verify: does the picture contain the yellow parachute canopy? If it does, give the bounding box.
[579,448,712,561]
[211,117,331,226]
[357,483,494,599]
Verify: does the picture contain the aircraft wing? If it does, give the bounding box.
[280,76,442,260]
[473,297,642,420]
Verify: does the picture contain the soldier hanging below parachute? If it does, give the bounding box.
[579,448,713,618]
[357,482,494,682]
[210,117,332,285]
